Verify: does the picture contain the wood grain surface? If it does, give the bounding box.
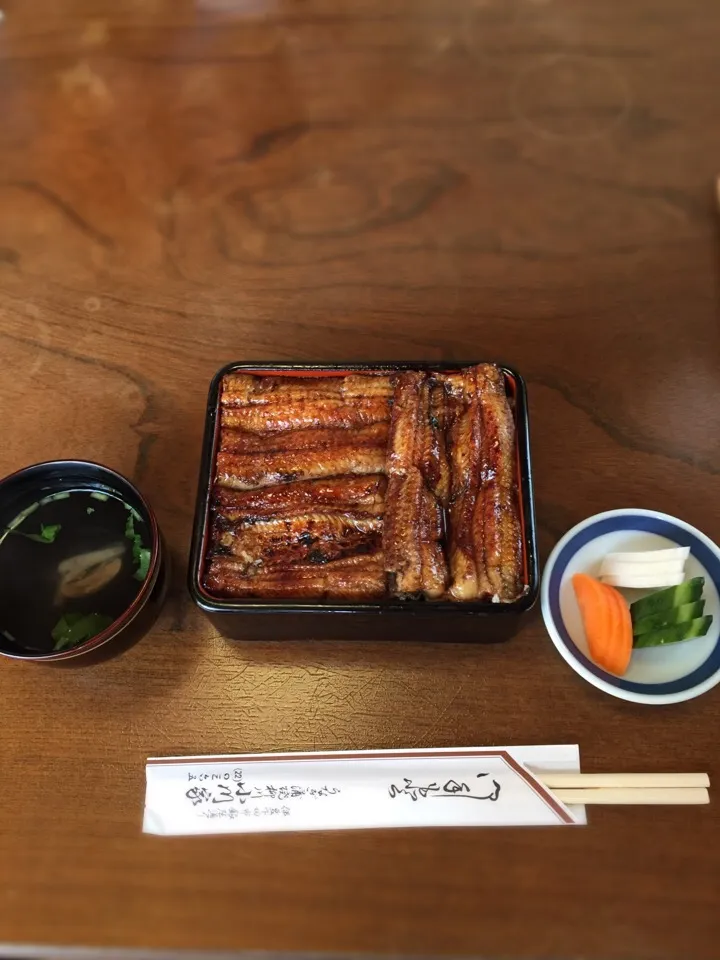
[1,0,719,957]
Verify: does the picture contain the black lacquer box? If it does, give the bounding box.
[189,362,538,641]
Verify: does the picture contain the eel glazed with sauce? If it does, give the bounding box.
[203,367,524,603]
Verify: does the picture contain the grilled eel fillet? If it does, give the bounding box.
[473,364,522,601]
[215,446,386,491]
[212,475,386,519]
[447,376,487,600]
[386,372,450,503]
[205,553,386,600]
[220,422,389,455]
[383,470,447,598]
[214,512,382,572]
[447,364,522,602]
[383,372,449,598]
[221,374,394,406]
[421,381,451,506]
[221,397,390,433]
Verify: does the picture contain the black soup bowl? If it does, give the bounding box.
[0,461,167,664]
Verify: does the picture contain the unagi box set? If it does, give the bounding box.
[189,362,538,641]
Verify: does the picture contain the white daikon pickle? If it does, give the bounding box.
[599,547,689,589]
[601,571,686,589]
[602,547,689,567]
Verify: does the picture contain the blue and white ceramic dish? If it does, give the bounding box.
[541,509,720,704]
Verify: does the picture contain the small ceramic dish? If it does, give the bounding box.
[541,509,720,704]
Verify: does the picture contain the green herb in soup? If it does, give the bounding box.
[0,490,151,654]
[124,511,152,582]
[52,612,114,651]
[12,522,62,544]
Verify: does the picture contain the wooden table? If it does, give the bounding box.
[1,1,719,957]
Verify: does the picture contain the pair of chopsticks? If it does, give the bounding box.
[535,772,710,805]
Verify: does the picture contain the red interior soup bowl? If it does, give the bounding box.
[0,461,167,664]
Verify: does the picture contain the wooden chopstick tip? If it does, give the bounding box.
[555,787,709,806]
[536,772,710,790]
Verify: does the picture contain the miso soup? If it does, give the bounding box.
[0,489,151,654]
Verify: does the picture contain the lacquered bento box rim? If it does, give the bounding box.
[188,362,539,617]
